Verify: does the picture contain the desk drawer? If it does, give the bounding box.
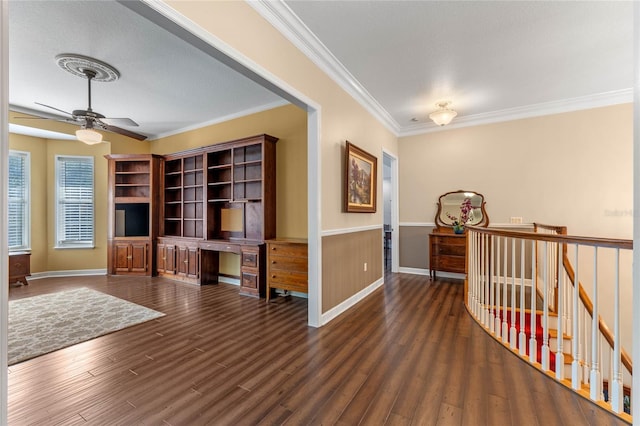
[200,241,241,254]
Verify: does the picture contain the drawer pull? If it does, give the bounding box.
[14,262,21,267]
[272,247,276,250]
[184,260,189,264]
[271,260,276,264]
[126,256,132,260]
[162,257,166,260]
[272,275,276,278]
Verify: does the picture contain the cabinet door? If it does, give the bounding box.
[130,242,148,273]
[157,243,166,273]
[186,246,199,278]
[165,244,176,274]
[114,242,132,273]
[177,246,189,276]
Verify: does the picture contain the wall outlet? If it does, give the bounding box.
[510,216,523,224]
[364,262,367,272]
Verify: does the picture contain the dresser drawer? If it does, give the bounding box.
[438,256,465,273]
[268,255,307,273]
[269,279,308,294]
[268,243,307,258]
[436,244,466,257]
[269,270,307,285]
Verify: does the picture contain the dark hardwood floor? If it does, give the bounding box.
[7,273,628,425]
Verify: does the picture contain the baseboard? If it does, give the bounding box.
[219,276,240,286]
[398,267,429,276]
[398,267,465,280]
[320,276,384,325]
[28,269,108,280]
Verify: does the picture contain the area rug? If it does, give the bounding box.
[8,287,165,365]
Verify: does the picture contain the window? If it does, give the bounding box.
[55,155,94,248]
[8,151,30,251]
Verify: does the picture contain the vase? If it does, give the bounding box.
[453,224,464,234]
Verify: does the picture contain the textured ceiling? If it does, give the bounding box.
[8,0,285,140]
[8,1,635,141]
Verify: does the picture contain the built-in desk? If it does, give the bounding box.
[199,240,265,298]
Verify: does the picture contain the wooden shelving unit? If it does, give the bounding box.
[105,154,161,276]
[156,134,278,296]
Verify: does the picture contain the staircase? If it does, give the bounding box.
[466,224,633,422]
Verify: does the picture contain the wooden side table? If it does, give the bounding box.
[9,252,31,285]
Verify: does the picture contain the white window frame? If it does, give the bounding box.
[55,155,95,249]
[8,150,30,252]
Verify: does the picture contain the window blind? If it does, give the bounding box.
[8,151,29,250]
[56,156,94,247]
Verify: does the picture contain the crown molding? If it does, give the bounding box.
[399,88,633,137]
[250,0,400,135]
[254,1,632,139]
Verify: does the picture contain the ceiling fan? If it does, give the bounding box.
[18,54,147,144]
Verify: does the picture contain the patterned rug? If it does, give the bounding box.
[8,287,165,365]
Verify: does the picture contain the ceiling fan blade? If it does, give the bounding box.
[100,123,147,141]
[35,102,73,117]
[100,117,139,127]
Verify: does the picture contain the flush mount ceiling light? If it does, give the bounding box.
[429,101,458,126]
[76,127,103,145]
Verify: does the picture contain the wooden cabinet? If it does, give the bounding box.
[266,239,308,302]
[429,232,466,279]
[157,237,200,283]
[155,134,278,296]
[239,245,264,297]
[113,240,149,274]
[105,154,161,276]
[156,239,176,276]
[9,252,30,285]
[177,241,200,281]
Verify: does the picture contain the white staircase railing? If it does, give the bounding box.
[466,225,633,421]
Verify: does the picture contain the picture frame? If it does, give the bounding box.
[344,141,377,213]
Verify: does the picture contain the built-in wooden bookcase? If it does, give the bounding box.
[162,153,204,239]
[106,154,161,276]
[157,134,277,295]
[107,136,276,293]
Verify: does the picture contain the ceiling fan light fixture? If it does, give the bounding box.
[76,128,103,145]
[429,101,458,126]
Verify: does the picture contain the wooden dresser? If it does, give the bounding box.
[429,232,466,279]
[266,238,308,302]
[9,252,31,285]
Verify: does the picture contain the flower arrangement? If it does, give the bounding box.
[447,197,473,233]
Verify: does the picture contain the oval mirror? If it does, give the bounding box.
[435,190,489,229]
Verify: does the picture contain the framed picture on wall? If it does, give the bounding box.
[344,141,377,213]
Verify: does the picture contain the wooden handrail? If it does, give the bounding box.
[534,223,633,375]
[562,256,633,375]
[469,224,633,375]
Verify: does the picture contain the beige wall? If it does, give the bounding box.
[399,104,633,240]
[8,134,114,272]
[166,1,398,312]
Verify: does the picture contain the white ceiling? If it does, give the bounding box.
[8,1,635,141]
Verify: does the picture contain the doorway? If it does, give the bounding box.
[382,150,398,273]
